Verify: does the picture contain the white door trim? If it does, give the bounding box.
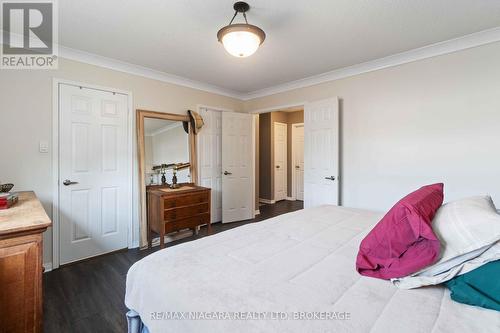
[51,78,135,269]
[291,122,304,200]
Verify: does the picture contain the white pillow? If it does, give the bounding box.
[392,195,500,289]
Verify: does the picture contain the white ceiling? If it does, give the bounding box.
[60,1,500,95]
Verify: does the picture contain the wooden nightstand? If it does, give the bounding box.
[147,184,211,248]
[0,191,51,333]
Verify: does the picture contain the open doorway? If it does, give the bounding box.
[257,107,304,210]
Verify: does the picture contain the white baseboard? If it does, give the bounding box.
[254,209,260,215]
[286,197,296,201]
[151,229,193,247]
[43,262,53,273]
[259,198,275,204]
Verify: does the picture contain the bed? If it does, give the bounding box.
[125,205,500,333]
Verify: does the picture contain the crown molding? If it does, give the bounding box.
[248,102,307,114]
[242,27,500,100]
[58,46,245,100]
[34,27,500,102]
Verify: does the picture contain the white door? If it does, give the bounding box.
[304,97,339,208]
[197,107,222,223]
[59,84,130,265]
[222,112,254,223]
[274,122,287,201]
[292,124,305,201]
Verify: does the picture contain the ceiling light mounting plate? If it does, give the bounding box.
[233,2,250,13]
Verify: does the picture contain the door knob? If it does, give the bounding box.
[275,165,280,169]
[223,171,232,175]
[324,176,336,181]
[295,165,300,169]
[63,179,79,186]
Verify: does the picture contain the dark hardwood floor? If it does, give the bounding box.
[43,200,303,333]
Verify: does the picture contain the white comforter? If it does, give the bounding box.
[125,205,500,333]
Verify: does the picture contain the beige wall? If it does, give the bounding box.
[246,41,500,211]
[0,57,242,266]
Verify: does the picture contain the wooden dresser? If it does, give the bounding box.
[147,184,211,248]
[0,191,51,333]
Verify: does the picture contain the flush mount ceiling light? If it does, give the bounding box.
[217,1,266,58]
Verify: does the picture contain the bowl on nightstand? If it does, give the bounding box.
[0,184,14,193]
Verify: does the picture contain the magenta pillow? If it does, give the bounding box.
[356,183,444,279]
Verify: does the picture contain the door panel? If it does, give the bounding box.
[71,189,91,241]
[59,84,130,265]
[197,107,223,223]
[293,124,305,201]
[101,186,119,235]
[222,112,254,223]
[304,98,339,208]
[274,122,287,201]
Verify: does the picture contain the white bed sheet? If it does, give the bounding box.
[125,205,500,333]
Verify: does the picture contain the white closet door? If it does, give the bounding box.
[274,122,287,201]
[59,84,130,264]
[304,97,340,208]
[197,107,222,223]
[293,124,305,201]
[221,112,254,223]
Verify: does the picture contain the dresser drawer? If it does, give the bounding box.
[163,192,209,209]
[165,213,210,234]
[164,203,209,221]
[148,186,211,249]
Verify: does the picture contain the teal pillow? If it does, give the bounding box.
[445,260,500,312]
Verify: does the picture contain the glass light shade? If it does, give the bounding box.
[222,30,261,57]
[217,24,266,58]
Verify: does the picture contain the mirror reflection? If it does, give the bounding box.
[144,118,190,187]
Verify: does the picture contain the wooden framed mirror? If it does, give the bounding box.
[136,109,198,248]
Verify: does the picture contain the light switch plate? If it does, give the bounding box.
[39,141,49,153]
